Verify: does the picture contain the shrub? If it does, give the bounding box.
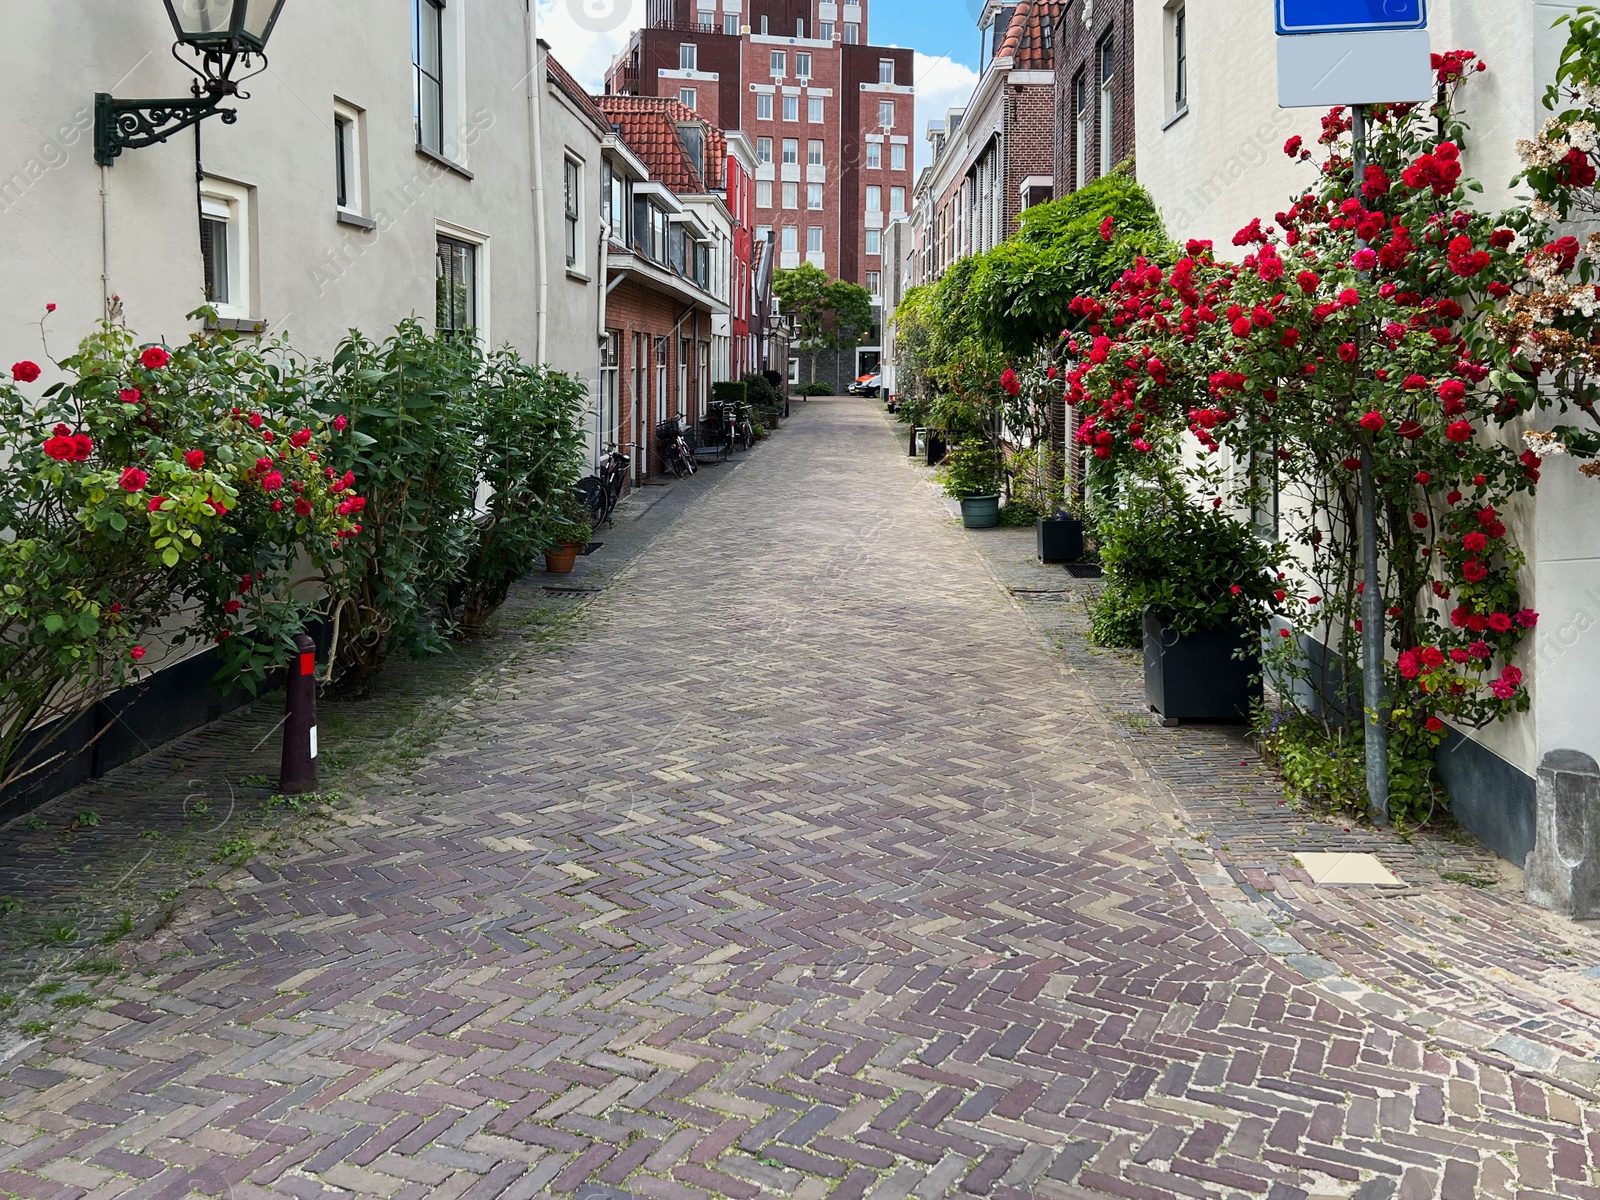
[712,381,748,406]
[797,380,833,397]
[938,443,1003,499]
[1260,712,1445,827]
[449,353,588,635]
[1095,489,1285,638]
[0,314,356,793]
[312,321,482,683]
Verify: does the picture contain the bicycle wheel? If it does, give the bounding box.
[574,476,606,526]
[670,449,692,478]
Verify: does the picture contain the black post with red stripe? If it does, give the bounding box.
[280,633,318,794]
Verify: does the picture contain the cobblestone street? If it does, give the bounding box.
[3,398,1600,1200]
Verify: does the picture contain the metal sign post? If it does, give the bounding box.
[1277,6,1432,825]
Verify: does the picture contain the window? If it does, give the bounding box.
[866,228,881,255]
[807,226,823,253]
[797,18,805,37]
[890,185,905,212]
[807,182,823,209]
[878,101,894,129]
[866,185,881,211]
[1073,70,1089,189]
[436,235,476,336]
[679,123,704,177]
[878,59,894,84]
[866,269,880,292]
[333,103,364,214]
[808,96,824,123]
[760,14,768,33]
[563,157,582,268]
[782,225,798,252]
[604,159,629,246]
[724,13,739,34]
[413,0,444,153]
[782,138,798,164]
[757,136,773,163]
[200,209,230,306]
[757,179,773,207]
[890,143,905,170]
[844,22,859,43]
[757,92,773,120]
[866,142,881,169]
[796,52,812,79]
[1171,5,1188,112]
[1099,35,1115,176]
[807,139,824,166]
[782,181,798,208]
[679,42,697,71]
[819,20,834,40]
[770,50,786,76]
[679,87,696,110]
[783,94,799,121]
[756,223,772,243]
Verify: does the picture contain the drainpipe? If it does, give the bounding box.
[595,216,615,476]
[525,2,549,361]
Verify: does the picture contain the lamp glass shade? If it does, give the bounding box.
[165,0,286,52]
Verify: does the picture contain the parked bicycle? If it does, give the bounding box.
[656,419,697,478]
[712,401,753,453]
[575,442,634,527]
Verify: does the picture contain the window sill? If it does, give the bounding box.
[566,267,591,282]
[336,209,377,230]
[415,144,475,180]
[1161,105,1190,132]
[206,316,267,334]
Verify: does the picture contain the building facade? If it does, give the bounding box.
[604,0,914,291]
[1051,0,1135,200]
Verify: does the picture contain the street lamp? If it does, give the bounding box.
[94,0,288,166]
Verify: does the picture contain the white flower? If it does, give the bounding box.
[1571,120,1599,153]
[1525,429,1570,455]
[1532,198,1560,222]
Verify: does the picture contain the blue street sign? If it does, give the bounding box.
[1276,0,1426,35]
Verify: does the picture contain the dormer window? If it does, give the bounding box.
[981,5,1017,69]
[678,122,706,180]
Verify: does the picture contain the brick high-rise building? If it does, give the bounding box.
[605,0,913,291]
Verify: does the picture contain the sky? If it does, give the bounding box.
[536,0,984,171]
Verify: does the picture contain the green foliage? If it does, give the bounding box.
[711,381,748,406]
[774,266,876,379]
[1089,580,1145,648]
[312,321,483,682]
[797,380,833,396]
[0,316,355,794]
[450,354,588,634]
[1096,490,1286,638]
[938,443,1004,499]
[1007,445,1066,515]
[1261,712,1443,827]
[997,502,1039,527]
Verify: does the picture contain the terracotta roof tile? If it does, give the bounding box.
[998,0,1062,69]
[547,52,613,133]
[597,94,726,194]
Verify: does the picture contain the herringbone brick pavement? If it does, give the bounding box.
[0,399,1596,1200]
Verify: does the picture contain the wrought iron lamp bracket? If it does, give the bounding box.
[93,92,238,167]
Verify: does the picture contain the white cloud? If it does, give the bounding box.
[536,0,645,91]
[913,53,979,171]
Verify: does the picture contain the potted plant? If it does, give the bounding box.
[544,501,592,575]
[940,442,1004,529]
[1037,507,1086,564]
[1097,494,1285,723]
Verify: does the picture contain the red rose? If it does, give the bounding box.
[1412,512,1428,528]
[1426,717,1444,733]
[1284,135,1303,157]
[223,599,242,615]
[1462,559,1489,581]
[1351,248,1377,271]
[42,434,75,461]
[1296,270,1320,293]
[1415,470,1431,484]
[121,388,142,404]
[1338,288,1359,306]
[11,360,41,383]
[1515,609,1538,628]
[1438,379,1466,403]
[261,470,284,492]
[147,495,165,512]
[1232,317,1252,338]
[333,414,348,431]
[130,645,146,661]
[1488,612,1513,632]
[294,498,314,516]
[67,434,93,462]
[1359,411,1386,431]
[1338,342,1358,363]
[239,574,254,593]
[1342,456,1362,470]
[184,449,206,470]
[1445,419,1474,442]
[140,346,170,370]
[1398,420,1425,441]
[1402,374,1427,391]
[118,467,148,492]
[1462,531,1487,552]
[1422,647,1445,668]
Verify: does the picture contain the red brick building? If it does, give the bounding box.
[605,0,914,291]
[596,95,733,480]
[1052,0,1135,196]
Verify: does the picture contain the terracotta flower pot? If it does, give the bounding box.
[545,542,581,573]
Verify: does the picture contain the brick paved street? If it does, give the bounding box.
[2,398,1600,1199]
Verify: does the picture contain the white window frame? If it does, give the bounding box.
[415,0,465,159]
[807,182,823,209]
[781,225,798,252]
[807,225,823,253]
[808,96,824,123]
[844,22,859,43]
[865,141,881,169]
[878,100,894,129]
[890,185,905,213]
[807,139,824,166]
[757,92,773,120]
[435,219,489,345]
[783,93,799,121]
[890,143,905,171]
[782,138,799,165]
[756,179,773,207]
[796,52,812,79]
[770,50,786,77]
[757,136,773,164]
[333,99,366,216]
[723,13,739,33]
[1099,34,1116,177]
[563,154,585,272]
[878,59,894,84]
[782,180,798,208]
[1167,2,1188,117]
[866,185,881,212]
[680,42,698,71]
[819,20,834,40]
[679,87,697,110]
[198,177,253,320]
[865,227,880,256]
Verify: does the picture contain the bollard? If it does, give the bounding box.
[280,633,318,794]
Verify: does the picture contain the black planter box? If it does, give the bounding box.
[1036,516,1085,564]
[924,431,947,466]
[1142,612,1261,724]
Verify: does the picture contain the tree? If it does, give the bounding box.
[772,265,875,383]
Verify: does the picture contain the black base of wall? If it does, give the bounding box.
[1436,728,1537,866]
[0,648,263,826]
